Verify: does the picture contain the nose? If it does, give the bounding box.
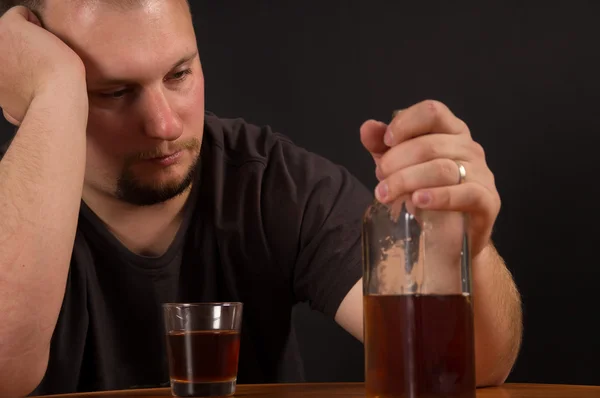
[139,86,183,141]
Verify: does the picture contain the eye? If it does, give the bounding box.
[99,88,131,99]
[168,69,192,82]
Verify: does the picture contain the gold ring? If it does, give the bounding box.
[455,161,466,184]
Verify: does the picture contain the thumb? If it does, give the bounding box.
[360,119,388,161]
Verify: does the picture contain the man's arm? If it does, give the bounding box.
[0,7,88,397]
[469,243,523,386]
[335,242,523,387]
[0,84,88,398]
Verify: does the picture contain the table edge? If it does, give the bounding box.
[38,382,600,397]
[39,382,362,397]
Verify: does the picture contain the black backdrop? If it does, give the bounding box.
[2,0,600,387]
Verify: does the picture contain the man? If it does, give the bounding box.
[0,1,522,396]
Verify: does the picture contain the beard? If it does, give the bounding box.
[115,139,201,206]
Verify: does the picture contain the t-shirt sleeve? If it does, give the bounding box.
[0,130,15,161]
[261,134,374,318]
[0,139,9,160]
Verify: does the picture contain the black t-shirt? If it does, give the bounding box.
[18,113,373,395]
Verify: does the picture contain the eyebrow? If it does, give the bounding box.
[91,51,199,87]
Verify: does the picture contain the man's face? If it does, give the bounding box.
[44,0,204,206]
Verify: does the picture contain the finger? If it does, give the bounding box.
[5,6,42,27]
[378,133,475,179]
[360,119,388,161]
[385,99,470,147]
[374,158,466,204]
[412,183,499,256]
[411,182,497,216]
[2,109,21,127]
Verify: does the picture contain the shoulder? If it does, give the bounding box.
[202,111,341,177]
[203,111,295,167]
[198,111,372,224]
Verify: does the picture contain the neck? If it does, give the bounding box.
[82,185,192,257]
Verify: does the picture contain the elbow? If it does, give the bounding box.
[476,368,510,388]
[0,378,43,398]
[475,345,520,388]
[0,351,49,397]
[475,317,523,388]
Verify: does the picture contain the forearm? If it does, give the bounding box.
[472,242,523,387]
[0,81,88,396]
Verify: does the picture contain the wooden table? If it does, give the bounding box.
[41,382,600,397]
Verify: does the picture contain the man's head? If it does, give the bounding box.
[1,0,204,206]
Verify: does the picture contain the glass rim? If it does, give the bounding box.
[162,302,243,308]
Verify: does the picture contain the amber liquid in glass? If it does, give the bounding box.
[364,294,475,398]
[166,330,241,397]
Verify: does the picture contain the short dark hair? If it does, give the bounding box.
[0,0,43,16]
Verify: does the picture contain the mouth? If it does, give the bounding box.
[143,150,183,166]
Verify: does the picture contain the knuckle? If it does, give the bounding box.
[476,184,495,212]
[458,118,471,135]
[378,156,391,176]
[435,159,456,182]
[471,141,486,159]
[488,184,501,210]
[424,141,443,160]
[487,169,496,186]
[424,99,441,118]
[423,99,447,121]
[476,188,487,208]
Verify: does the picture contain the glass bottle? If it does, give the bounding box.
[362,114,476,398]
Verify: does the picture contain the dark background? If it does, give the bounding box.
[2,0,600,387]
